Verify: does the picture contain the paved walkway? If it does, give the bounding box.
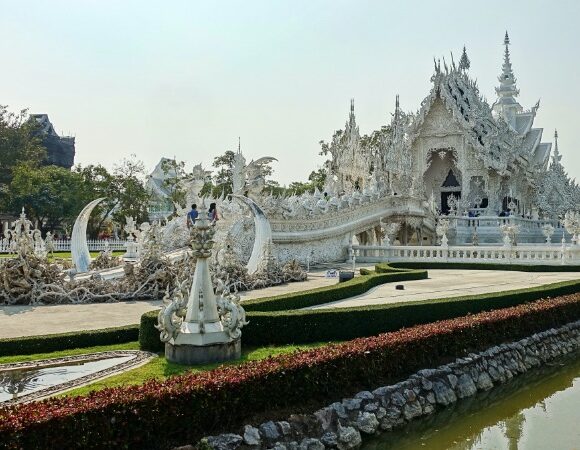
[0,267,351,339]
[1,268,578,339]
[307,269,580,309]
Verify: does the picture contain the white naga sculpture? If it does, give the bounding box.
[71,197,105,273]
[157,217,248,364]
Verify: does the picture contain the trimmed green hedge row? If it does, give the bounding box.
[5,294,580,450]
[242,265,428,312]
[388,261,580,272]
[0,325,139,357]
[140,277,580,351]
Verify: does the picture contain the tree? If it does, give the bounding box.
[0,106,46,208]
[160,158,187,209]
[212,150,235,198]
[308,168,327,192]
[8,164,87,232]
[75,156,151,237]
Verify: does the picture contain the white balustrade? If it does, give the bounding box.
[0,239,127,254]
[351,243,580,266]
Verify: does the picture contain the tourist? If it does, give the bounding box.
[187,204,199,228]
[208,202,219,224]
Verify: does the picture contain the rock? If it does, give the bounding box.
[314,406,338,433]
[487,365,501,382]
[456,374,477,398]
[288,414,322,440]
[320,432,338,447]
[330,402,349,420]
[286,442,299,450]
[299,438,324,450]
[384,406,401,422]
[419,377,433,391]
[242,425,261,446]
[260,421,281,443]
[375,407,387,420]
[402,401,422,421]
[432,381,457,406]
[363,402,379,413]
[476,372,494,391]
[342,398,362,412]
[425,392,436,405]
[356,412,379,434]
[446,374,458,389]
[390,391,406,407]
[354,391,374,402]
[371,386,392,407]
[403,389,416,403]
[272,443,287,450]
[336,425,362,450]
[277,421,292,437]
[205,434,243,450]
[173,446,195,450]
[423,403,435,415]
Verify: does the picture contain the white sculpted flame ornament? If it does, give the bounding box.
[156,218,248,345]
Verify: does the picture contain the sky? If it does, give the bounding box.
[1,0,579,185]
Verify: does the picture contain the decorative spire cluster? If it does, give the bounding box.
[492,31,522,125]
[458,46,470,71]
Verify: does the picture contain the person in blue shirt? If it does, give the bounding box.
[187,204,199,228]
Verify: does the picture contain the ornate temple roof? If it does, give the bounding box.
[409,34,551,175]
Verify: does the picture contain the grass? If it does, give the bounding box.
[0,340,331,398]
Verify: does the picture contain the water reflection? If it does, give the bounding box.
[0,355,133,403]
[363,354,580,450]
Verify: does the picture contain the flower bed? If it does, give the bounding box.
[2,293,580,450]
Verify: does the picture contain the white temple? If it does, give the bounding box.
[148,33,580,264]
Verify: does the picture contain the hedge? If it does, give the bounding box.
[242,265,428,312]
[140,277,580,351]
[388,261,580,272]
[0,325,139,357]
[3,294,580,450]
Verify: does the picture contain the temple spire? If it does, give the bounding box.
[237,136,241,154]
[347,98,357,129]
[552,129,562,164]
[492,31,522,126]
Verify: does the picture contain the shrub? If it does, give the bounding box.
[0,325,139,357]
[140,278,580,351]
[3,294,580,450]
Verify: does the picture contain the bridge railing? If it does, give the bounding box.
[350,243,580,266]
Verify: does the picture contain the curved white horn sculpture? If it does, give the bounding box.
[232,195,273,275]
[71,197,105,273]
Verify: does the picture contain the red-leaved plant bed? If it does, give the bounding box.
[2,294,580,450]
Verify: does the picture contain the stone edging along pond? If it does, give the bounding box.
[199,320,580,450]
[0,350,155,406]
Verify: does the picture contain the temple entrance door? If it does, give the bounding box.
[439,169,461,215]
[441,192,461,215]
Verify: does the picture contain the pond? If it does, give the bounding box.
[0,351,151,404]
[362,354,580,450]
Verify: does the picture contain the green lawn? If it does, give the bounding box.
[0,341,330,398]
